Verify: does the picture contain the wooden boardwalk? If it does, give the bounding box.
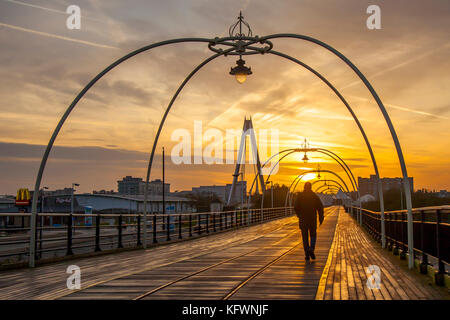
[59,207,339,300]
[317,209,448,300]
[0,206,446,300]
[0,215,296,299]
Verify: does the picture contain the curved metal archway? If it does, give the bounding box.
[248,148,356,195]
[312,179,346,194]
[247,148,362,218]
[311,178,345,190]
[29,24,414,268]
[316,185,340,193]
[284,169,351,211]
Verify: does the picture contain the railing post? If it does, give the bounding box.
[219,213,223,231]
[419,210,428,274]
[166,215,170,241]
[152,214,157,244]
[435,209,445,286]
[178,214,182,239]
[393,212,399,255]
[66,213,73,256]
[225,213,228,229]
[387,212,393,251]
[38,212,43,260]
[206,214,209,234]
[34,212,39,261]
[118,214,123,248]
[400,212,406,260]
[213,213,216,232]
[95,213,101,252]
[189,214,192,237]
[137,214,142,246]
[197,214,201,235]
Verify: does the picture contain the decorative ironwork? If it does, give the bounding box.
[229,11,252,38]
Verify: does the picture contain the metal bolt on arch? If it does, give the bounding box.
[29,12,414,269]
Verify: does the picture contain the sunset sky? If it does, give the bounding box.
[0,0,449,195]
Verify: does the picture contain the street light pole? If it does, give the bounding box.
[266,181,273,208]
[71,183,79,216]
[39,187,48,259]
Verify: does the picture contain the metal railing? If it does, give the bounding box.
[345,205,449,285]
[0,207,294,266]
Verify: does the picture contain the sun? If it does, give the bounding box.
[300,173,317,181]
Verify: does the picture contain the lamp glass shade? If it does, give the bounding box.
[235,73,247,84]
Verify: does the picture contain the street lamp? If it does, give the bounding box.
[71,183,79,215]
[40,187,48,213]
[228,12,252,84]
[230,58,252,84]
[301,138,310,163]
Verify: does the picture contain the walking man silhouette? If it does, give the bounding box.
[294,182,324,261]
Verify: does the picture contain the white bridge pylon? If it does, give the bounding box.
[227,117,266,206]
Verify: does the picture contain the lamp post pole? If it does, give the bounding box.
[68,183,79,256]
[266,181,274,208]
[71,183,79,216]
[39,187,48,259]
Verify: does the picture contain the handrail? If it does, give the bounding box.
[0,206,295,267]
[345,205,449,285]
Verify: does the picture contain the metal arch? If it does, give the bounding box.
[321,187,340,195]
[311,179,346,193]
[268,49,383,244]
[315,183,342,194]
[142,48,237,248]
[316,185,340,193]
[142,39,265,248]
[32,31,413,266]
[253,147,358,211]
[248,147,357,196]
[265,34,411,266]
[28,37,222,267]
[243,48,384,233]
[257,148,356,192]
[28,35,262,267]
[285,169,350,210]
[316,149,357,189]
[290,169,350,194]
[311,179,344,194]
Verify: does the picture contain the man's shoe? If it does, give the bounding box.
[305,252,310,261]
[309,249,316,260]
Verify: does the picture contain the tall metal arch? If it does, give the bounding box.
[285,169,351,210]
[312,179,346,193]
[265,35,413,266]
[29,26,413,269]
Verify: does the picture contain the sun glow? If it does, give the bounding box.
[300,173,317,181]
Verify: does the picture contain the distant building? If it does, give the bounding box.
[117,176,170,195]
[0,196,15,211]
[191,181,247,204]
[437,190,448,198]
[93,189,115,195]
[49,188,74,196]
[358,175,414,199]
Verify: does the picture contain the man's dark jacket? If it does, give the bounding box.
[294,190,324,228]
